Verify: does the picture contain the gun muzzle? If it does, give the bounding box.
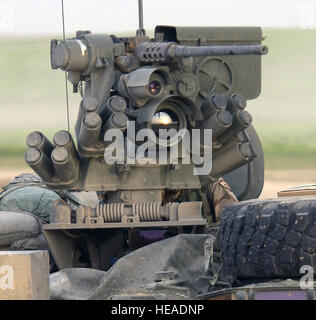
[137,42,268,63]
[51,147,78,183]
[100,95,127,120]
[216,110,253,145]
[227,94,247,113]
[103,112,128,132]
[199,110,233,140]
[78,112,102,149]
[53,130,79,163]
[75,97,99,139]
[231,110,253,131]
[211,142,256,177]
[201,94,227,119]
[25,148,56,182]
[26,131,54,156]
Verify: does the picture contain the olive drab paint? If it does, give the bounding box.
[24,0,267,270]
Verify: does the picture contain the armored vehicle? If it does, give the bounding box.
[21,0,267,271]
[0,0,315,300]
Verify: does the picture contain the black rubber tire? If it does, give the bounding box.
[220,197,316,279]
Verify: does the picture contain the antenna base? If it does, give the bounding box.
[136,28,146,37]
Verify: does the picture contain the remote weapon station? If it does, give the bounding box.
[25,0,267,270]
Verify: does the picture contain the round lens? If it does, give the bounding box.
[148,80,162,96]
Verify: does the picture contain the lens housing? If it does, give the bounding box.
[136,97,189,148]
[118,68,168,106]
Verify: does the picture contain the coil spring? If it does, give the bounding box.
[96,203,124,222]
[133,202,161,222]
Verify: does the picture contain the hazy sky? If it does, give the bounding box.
[0,0,316,35]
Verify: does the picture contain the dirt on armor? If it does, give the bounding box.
[1,169,316,198]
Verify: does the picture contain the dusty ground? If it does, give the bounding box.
[260,170,316,198]
[1,168,315,199]
[0,169,32,191]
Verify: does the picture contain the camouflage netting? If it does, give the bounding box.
[0,186,60,223]
[0,174,96,224]
[0,174,60,252]
[1,173,43,191]
[0,174,92,256]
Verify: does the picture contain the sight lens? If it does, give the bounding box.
[148,80,162,96]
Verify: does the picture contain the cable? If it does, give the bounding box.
[61,0,70,132]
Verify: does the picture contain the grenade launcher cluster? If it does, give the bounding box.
[25,26,267,191]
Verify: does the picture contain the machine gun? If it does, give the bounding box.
[25,0,267,270]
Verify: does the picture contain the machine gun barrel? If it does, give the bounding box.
[170,44,268,58]
[137,42,268,63]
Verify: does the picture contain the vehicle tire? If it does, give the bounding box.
[220,197,316,278]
